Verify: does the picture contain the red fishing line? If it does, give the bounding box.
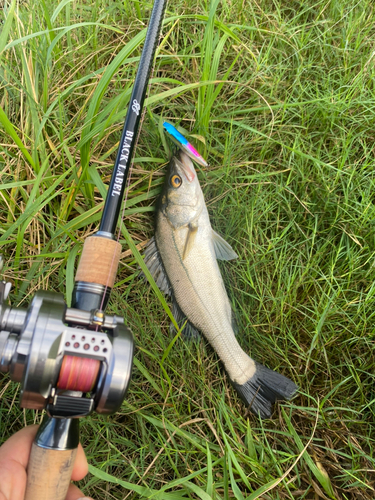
[57,355,101,392]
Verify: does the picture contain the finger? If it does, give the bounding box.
[71,443,89,480]
[0,425,38,469]
[0,425,88,478]
[0,455,27,500]
[66,483,93,500]
[0,426,38,499]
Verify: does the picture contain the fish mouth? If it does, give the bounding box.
[174,151,196,182]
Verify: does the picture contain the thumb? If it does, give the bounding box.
[66,482,94,500]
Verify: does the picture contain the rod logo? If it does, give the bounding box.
[132,99,140,116]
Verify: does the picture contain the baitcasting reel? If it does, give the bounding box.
[0,282,134,418]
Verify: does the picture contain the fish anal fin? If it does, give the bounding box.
[212,230,238,260]
[182,223,198,261]
[171,298,201,341]
[142,236,172,296]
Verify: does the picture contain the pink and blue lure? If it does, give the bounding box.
[163,121,208,167]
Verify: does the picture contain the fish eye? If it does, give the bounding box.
[170,174,182,188]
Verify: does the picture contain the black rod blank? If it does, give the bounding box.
[99,0,168,235]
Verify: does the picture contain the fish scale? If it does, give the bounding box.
[144,149,298,418]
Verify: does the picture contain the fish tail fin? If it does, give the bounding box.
[231,362,298,419]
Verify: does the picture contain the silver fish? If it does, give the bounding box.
[144,150,297,418]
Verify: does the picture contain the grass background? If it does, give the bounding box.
[1,0,375,498]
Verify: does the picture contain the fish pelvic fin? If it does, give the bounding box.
[141,237,172,296]
[212,230,238,260]
[171,298,201,341]
[231,362,298,419]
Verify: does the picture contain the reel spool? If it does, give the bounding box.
[0,284,134,418]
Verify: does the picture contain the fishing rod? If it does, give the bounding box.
[74,0,167,313]
[0,0,168,498]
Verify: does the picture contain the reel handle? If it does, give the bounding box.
[25,417,79,500]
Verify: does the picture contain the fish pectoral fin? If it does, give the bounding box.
[182,223,198,260]
[212,230,238,260]
[141,236,172,296]
[170,298,201,341]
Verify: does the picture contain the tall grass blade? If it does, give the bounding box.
[0,106,35,168]
[0,0,16,54]
[283,408,337,499]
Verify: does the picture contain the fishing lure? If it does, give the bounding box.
[163,121,208,167]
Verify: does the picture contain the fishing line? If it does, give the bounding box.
[57,355,101,392]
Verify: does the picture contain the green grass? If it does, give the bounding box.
[1,0,375,498]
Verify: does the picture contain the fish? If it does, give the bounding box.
[143,150,298,418]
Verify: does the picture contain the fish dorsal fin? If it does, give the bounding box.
[142,237,172,296]
[182,223,198,260]
[212,230,238,260]
[171,298,201,341]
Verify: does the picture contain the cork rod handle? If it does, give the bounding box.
[24,417,80,500]
[25,444,77,500]
[75,235,122,288]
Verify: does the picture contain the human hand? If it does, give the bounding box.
[0,425,93,500]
